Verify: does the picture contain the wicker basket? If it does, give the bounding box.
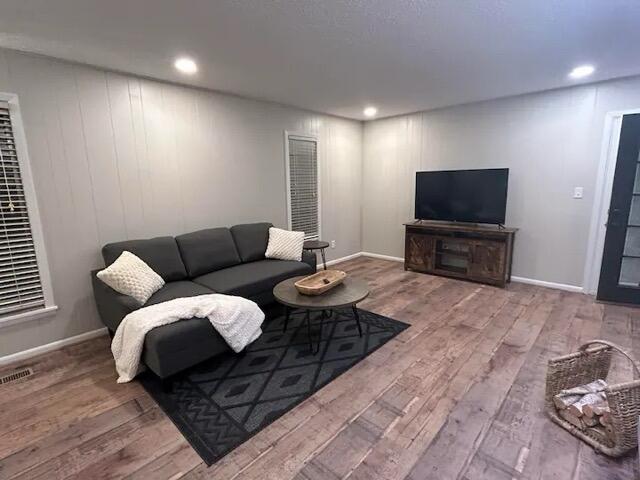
[545,339,640,456]
[294,270,347,296]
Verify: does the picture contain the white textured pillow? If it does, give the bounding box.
[97,251,164,305]
[265,227,305,261]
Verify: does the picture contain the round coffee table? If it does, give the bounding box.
[273,276,370,354]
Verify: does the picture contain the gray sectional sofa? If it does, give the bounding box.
[91,222,316,380]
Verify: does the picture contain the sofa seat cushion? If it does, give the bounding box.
[193,259,312,299]
[143,317,230,378]
[145,281,214,306]
[142,280,227,378]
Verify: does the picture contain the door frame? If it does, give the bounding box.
[583,108,640,294]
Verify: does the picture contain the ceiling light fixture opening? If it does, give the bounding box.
[363,106,378,118]
[174,57,198,75]
[568,64,595,80]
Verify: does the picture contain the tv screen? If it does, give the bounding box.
[415,168,508,224]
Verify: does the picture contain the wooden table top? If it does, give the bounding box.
[273,275,369,310]
[303,240,330,250]
[404,220,518,234]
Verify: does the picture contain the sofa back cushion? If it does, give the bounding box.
[230,222,272,263]
[102,236,187,282]
[176,228,241,277]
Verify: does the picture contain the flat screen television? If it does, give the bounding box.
[415,168,509,224]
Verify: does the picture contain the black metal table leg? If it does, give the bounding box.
[352,306,363,337]
[304,310,314,353]
[305,310,324,354]
[320,248,327,270]
[283,305,290,333]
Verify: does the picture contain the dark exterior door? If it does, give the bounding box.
[597,114,640,304]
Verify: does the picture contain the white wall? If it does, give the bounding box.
[362,76,640,288]
[0,49,363,356]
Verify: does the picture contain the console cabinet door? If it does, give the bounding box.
[469,241,505,283]
[406,233,435,271]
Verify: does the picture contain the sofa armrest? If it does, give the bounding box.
[302,250,317,272]
[91,270,139,333]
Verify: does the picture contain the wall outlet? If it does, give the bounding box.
[573,187,584,199]
[330,240,336,249]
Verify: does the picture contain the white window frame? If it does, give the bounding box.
[284,131,321,240]
[0,92,57,327]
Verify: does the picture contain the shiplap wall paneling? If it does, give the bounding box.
[0,48,363,356]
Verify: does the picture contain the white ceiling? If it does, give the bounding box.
[1,0,639,120]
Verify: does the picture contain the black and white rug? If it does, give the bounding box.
[140,307,409,465]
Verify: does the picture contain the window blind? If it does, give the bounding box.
[288,137,319,240]
[0,101,45,317]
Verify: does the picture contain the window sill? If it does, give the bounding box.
[0,305,59,328]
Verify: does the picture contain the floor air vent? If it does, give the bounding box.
[0,367,33,385]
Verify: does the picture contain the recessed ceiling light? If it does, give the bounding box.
[568,64,595,80]
[363,106,378,118]
[174,57,198,75]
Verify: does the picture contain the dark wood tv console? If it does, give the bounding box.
[404,220,517,287]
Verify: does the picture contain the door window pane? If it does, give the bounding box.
[623,226,640,257]
[629,196,640,226]
[619,257,640,287]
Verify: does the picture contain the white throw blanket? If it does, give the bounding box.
[111,294,264,383]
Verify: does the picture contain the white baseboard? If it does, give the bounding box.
[325,251,364,267]
[510,276,584,293]
[361,251,404,263]
[325,251,405,266]
[0,327,108,368]
[343,250,585,293]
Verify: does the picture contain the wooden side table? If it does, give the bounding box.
[303,240,330,270]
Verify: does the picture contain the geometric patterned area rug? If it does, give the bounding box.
[139,307,409,465]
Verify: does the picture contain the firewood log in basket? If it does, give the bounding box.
[545,339,640,457]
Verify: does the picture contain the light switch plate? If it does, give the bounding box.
[573,187,584,199]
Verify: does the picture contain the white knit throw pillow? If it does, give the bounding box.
[265,227,305,261]
[97,251,164,305]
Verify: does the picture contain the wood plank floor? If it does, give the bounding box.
[1,257,639,479]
